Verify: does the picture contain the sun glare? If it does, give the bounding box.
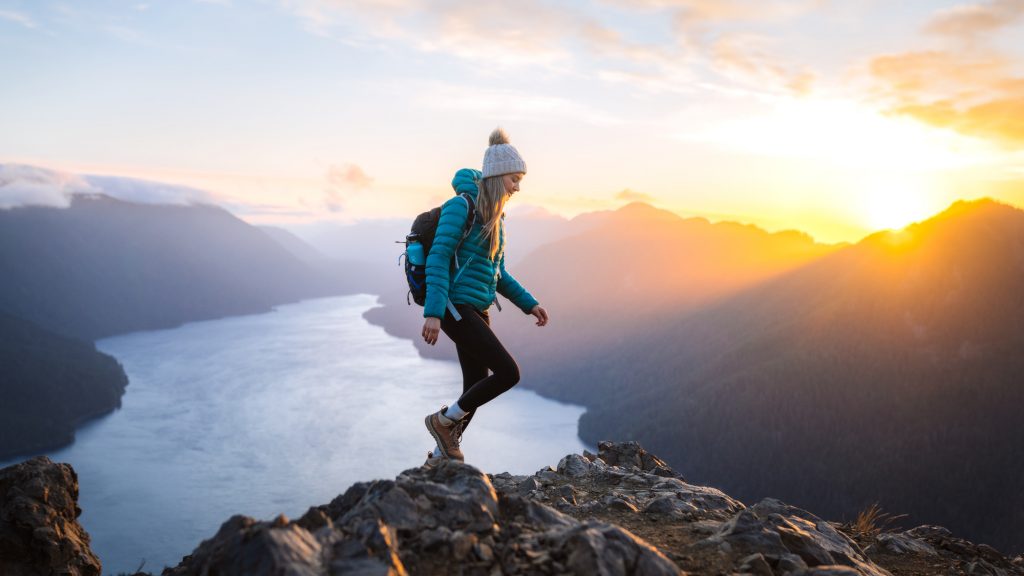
[681,96,1001,236]
[862,176,937,231]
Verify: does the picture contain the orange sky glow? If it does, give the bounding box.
[1,1,1023,244]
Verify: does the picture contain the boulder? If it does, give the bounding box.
[704,498,892,576]
[597,441,677,477]
[0,456,101,576]
[874,532,937,556]
[557,454,593,478]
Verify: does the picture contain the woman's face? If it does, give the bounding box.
[502,173,524,198]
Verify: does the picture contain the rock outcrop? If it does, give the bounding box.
[3,442,1022,576]
[163,453,679,576]
[0,456,101,576]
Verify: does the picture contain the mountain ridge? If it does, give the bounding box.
[531,197,1024,554]
[3,441,1021,575]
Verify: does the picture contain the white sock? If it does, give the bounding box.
[444,402,467,421]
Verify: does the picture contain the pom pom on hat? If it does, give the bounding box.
[482,127,526,178]
[489,127,511,146]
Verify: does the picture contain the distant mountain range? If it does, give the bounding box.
[526,198,1024,554]
[0,194,351,341]
[0,188,362,458]
[497,201,839,368]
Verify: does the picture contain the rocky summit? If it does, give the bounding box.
[0,456,101,576]
[3,442,1023,576]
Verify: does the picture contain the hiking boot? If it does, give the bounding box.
[423,448,444,468]
[423,449,436,467]
[425,406,465,462]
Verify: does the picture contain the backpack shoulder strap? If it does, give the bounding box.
[446,193,479,322]
[458,193,476,237]
[452,193,476,268]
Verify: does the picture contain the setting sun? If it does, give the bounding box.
[861,174,940,231]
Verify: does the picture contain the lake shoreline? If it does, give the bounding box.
[6,294,590,574]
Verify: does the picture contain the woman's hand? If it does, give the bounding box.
[530,305,549,327]
[422,317,441,345]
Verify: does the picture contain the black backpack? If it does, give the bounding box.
[401,193,476,306]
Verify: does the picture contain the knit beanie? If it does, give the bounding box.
[482,128,527,178]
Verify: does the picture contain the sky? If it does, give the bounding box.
[1,0,1023,242]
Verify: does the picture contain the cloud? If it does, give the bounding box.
[615,188,656,203]
[923,0,1024,41]
[865,1,1024,149]
[892,96,1024,148]
[324,163,373,213]
[604,0,821,22]
[708,33,816,94]
[280,0,581,70]
[82,174,217,205]
[277,0,816,97]
[869,50,1024,148]
[0,164,223,210]
[0,164,93,209]
[0,10,36,29]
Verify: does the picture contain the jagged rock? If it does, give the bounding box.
[704,498,891,576]
[893,524,1022,575]
[163,514,326,576]
[166,460,678,576]
[739,552,774,575]
[0,456,101,576]
[905,525,952,540]
[517,476,541,496]
[559,484,579,506]
[499,492,577,531]
[597,441,676,477]
[605,496,640,513]
[649,478,744,521]
[643,496,684,516]
[558,454,593,478]
[549,522,681,576]
[874,532,937,555]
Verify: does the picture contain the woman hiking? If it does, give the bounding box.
[422,127,549,464]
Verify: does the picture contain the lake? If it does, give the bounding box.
[0,294,587,574]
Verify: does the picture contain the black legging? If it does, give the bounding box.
[440,303,521,432]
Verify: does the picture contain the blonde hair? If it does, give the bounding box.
[476,175,508,260]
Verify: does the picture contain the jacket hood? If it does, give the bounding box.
[451,168,482,199]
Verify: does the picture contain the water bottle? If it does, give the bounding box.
[406,234,425,266]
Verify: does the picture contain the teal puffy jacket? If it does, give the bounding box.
[424,168,539,319]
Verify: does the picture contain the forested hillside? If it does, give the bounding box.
[0,311,127,459]
[529,199,1024,554]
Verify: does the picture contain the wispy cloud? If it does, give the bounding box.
[83,174,217,205]
[615,188,656,203]
[709,33,816,94]
[923,0,1024,42]
[868,1,1024,148]
[609,0,822,23]
[0,9,36,29]
[0,164,92,209]
[276,0,819,97]
[0,164,222,210]
[324,163,373,213]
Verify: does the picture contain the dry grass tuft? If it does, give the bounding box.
[844,502,908,539]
